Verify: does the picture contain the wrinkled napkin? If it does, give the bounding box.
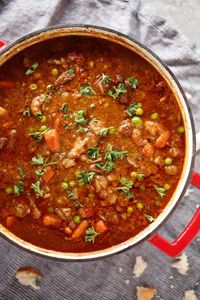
[1,1,200,299]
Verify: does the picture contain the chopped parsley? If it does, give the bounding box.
[80,83,96,96]
[125,102,140,117]
[31,181,43,196]
[25,63,38,75]
[102,74,112,84]
[78,171,96,184]
[17,166,26,180]
[87,147,100,160]
[99,127,116,136]
[154,185,166,198]
[107,83,127,99]
[128,77,138,89]
[60,103,68,113]
[104,148,128,161]
[74,109,87,125]
[36,111,43,120]
[32,155,44,165]
[96,160,115,173]
[66,191,74,199]
[90,103,95,109]
[85,226,99,243]
[67,67,74,75]
[35,168,45,176]
[76,127,89,133]
[13,182,24,196]
[23,107,31,117]
[46,84,54,90]
[137,173,144,182]
[73,199,83,209]
[145,214,155,223]
[29,127,49,142]
[116,177,134,199]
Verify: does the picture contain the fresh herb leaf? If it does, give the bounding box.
[105,149,128,161]
[102,74,112,84]
[67,67,74,75]
[125,102,139,117]
[36,111,43,120]
[116,177,134,199]
[31,155,44,165]
[85,226,99,243]
[46,84,54,90]
[137,173,144,182]
[154,185,166,198]
[13,182,24,196]
[23,107,31,117]
[107,83,127,99]
[63,114,68,120]
[29,127,49,142]
[96,160,115,173]
[60,103,68,113]
[78,171,96,184]
[31,181,43,196]
[17,166,26,180]
[145,214,155,223]
[87,147,100,160]
[73,199,83,209]
[80,83,96,96]
[66,191,74,199]
[76,127,89,133]
[26,63,38,75]
[74,109,87,125]
[128,77,138,89]
[35,168,45,176]
[99,127,116,136]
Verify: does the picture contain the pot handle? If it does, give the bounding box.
[148,170,200,256]
[0,40,6,50]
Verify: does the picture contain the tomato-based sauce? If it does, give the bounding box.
[0,37,185,252]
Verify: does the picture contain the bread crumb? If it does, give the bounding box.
[133,256,147,278]
[15,267,42,290]
[171,253,189,275]
[169,275,174,279]
[183,290,198,300]
[137,287,157,300]
[170,284,174,289]
[119,267,123,273]
[184,187,193,198]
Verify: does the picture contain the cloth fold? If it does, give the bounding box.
[1,1,200,299]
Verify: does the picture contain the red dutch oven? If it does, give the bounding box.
[0,26,200,260]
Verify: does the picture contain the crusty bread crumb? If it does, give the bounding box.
[133,256,147,278]
[15,267,42,290]
[137,286,157,300]
[183,290,198,300]
[171,253,189,275]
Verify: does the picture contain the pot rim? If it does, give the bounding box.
[0,24,196,261]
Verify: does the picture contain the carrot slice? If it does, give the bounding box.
[44,129,60,152]
[43,166,55,183]
[71,220,88,239]
[95,220,107,233]
[0,80,15,88]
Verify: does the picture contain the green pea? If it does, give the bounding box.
[164,157,172,165]
[61,182,68,190]
[39,125,48,132]
[177,126,185,134]
[151,112,159,120]
[47,207,55,213]
[127,206,134,214]
[5,186,13,194]
[131,116,141,125]
[130,171,137,178]
[135,107,143,116]
[69,180,75,188]
[136,202,144,210]
[51,68,59,77]
[163,183,171,190]
[108,127,117,135]
[73,215,81,224]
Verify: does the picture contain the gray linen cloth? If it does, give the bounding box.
[1,1,200,299]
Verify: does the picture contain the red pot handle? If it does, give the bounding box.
[0,40,6,50]
[148,170,200,256]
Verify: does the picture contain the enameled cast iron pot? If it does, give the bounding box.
[1,25,200,261]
